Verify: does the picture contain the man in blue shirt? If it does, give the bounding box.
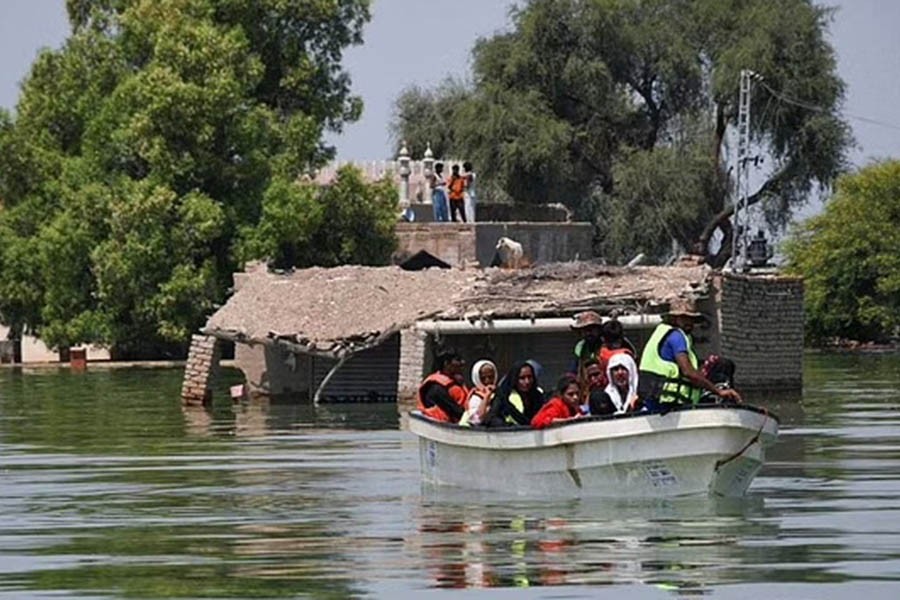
[638,298,742,409]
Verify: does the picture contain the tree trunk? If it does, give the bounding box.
[695,169,787,266]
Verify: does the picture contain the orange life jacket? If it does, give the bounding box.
[447,174,466,200]
[417,372,468,422]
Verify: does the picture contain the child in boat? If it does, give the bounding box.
[531,375,583,429]
[459,359,497,427]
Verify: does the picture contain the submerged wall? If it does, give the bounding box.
[716,273,804,390]
[236,334,400,401]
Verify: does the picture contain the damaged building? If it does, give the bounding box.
[184,261,804,405]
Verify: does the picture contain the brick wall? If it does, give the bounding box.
[181,334,220,405]
[397,328,429,403]
[393,222,593,268]
[394,223,478,267]
[718,273,804,390]
[474,223,593,267]
[236,343,313,397]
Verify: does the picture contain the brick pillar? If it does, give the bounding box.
[718,273,804,390]
[181,334,221,405]
[397,328,428,405]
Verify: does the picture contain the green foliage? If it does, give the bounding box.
[236,166,398,269]
[309,166,398,267]
[784,161,900,343]
[593,130,725,264]
[389,79,471,160]
[391,0,851,263]
[0,0,385,358]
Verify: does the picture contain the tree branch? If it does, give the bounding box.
[695,168,789,263]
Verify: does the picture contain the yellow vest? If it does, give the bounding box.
[638,323,701,404]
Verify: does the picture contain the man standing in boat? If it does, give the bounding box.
[638,298,743,410]
[416,349,469,423]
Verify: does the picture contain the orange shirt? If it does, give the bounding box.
[447,174,466,200]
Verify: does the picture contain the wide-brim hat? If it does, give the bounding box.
[664,298,705,320]
[571,310,603,330]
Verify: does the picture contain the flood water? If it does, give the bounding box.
[1,354,899,599]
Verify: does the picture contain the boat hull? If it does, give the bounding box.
[410,406,778,498]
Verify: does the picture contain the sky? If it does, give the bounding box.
[2,0,899,168]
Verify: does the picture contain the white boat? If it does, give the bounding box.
[409,405,779,498]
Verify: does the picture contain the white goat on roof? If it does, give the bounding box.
[491,236,524,269]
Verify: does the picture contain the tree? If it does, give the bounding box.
[0,0,395,359]
[784,161,900,344]
[389,79,470,160]
[236,166,397,270]
[391,0,851,264]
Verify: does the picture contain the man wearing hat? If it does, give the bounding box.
[570,310,604,374]
[638,298,742,410]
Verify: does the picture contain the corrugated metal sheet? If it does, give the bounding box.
[312,334,400,403]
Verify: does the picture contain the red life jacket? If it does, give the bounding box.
[417,372,468,422]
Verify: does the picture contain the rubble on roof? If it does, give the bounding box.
[204,265,475,358]
[204,262,712,358]
[446,262,711,321]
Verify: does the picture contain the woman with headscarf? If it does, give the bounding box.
[483,361,545,427]
[589,353,640,415]
[459,359,497,427]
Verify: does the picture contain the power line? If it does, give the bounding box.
[757,78,900,132]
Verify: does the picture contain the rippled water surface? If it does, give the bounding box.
[1,354,899,598]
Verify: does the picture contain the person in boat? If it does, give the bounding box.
[638,298,742,410]
[483,361,545,427]
[699,354,737,404]
[597,318,637,383]
[525,358,546,397]
[416,349,469,423]
[459,359,497,427]
[570,310,604,375]
[531,374,583,429]
[578,358,604,414]
[571,312,636,385]
[589,352,640,415]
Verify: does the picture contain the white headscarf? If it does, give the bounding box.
[604,353,639,413]
[471,359,497,388]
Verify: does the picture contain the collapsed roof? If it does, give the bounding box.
[203,262,711,359]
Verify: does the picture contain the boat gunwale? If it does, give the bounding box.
[409,403,778,433]
[408,404,778,450]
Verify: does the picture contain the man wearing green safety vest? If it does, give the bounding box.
[638,298,743,411]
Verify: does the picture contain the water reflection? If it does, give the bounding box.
[409,494,775,593]
[0,356,899,597]
[183,394,403,439]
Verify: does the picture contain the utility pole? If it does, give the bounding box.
[732,69,754,272]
